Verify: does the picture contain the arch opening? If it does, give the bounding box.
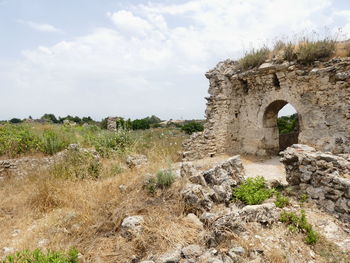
[263,101,299,155]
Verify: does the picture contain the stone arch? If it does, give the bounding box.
[261,100,300,155]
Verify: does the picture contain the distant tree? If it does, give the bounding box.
[100,118,108,129]
[181,121,204,134]
[132,119,150,130]
[148,115,162,125]
[277,114,298,134]
[82,116,93,123]
[9,118,22,124]
[41,113,58,123]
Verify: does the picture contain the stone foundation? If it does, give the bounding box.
[0,157,53,177]
[281,144,350,221]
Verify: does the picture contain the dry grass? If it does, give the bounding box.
[238,35,350,70]
[0,128,195,262]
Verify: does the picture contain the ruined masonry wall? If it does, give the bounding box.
[183,58,350,160]
[281,144,350,221]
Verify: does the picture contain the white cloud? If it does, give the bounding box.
[18,20,63,33]
[107,10,153,36]
[2,0,349,120]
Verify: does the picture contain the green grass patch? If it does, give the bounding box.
[145,168,176,193]
[1,248,79,263]
[279,209,319,245]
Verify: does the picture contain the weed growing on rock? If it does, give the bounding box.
[299,193,309,204]
[274,192,290,208]
[1,248,79,263]
[238,47,270,70]
[233,176,273,205]
[279,210,319,245]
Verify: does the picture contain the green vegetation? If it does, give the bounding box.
[238,47,270,70]
[0,124,42,157]
[1,248,79,263]
[0,124,135,158]
[91,130,133,157]
[296,38,336,64]
[299,193,309,204]
[277,114,298,134]
[145,168,176,193]
[274,192,290,208]
[181,121,204,135]
[279,210,319,245]
[233,176,273,205]
[50,147,101,180]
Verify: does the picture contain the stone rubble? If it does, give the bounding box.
[281,144,350,221]
[128,155,279,263]
[181,156,245,211]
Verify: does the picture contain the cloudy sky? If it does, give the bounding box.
[0,0,349,121]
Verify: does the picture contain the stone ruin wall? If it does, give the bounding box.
[183,57,350,160]
[281,144,350,221]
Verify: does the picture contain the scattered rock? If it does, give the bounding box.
[158,247,182,263]
[184,213,204,229]
[37,238,50,247]
[121,215,144,239]
[2,247,14,254]
[126,155,148,168]
[181,244,204,259]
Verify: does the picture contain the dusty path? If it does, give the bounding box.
[241,156,287,185]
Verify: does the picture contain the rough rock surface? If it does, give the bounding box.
[126,154,148,168]
[183,57,350,160]
[107,116,117,131]
[181,156,245,210]
[120,215,144,239]
[281,144,350,221]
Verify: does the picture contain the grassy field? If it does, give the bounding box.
[0,123,195,262]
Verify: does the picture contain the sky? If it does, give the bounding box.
[0,0,350,121]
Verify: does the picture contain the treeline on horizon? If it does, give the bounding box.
[1,113,205,134]
[2,114,164,130]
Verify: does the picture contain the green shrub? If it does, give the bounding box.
[0,125,41,157]
[181,121,204,135]
[274,192,290,208]
[92,130,133,157]
[233,176,273,205]
[51,147,101,179]
[145,169,176,193]
[296,39,335,64]
[279,210,318,245]
[238,47,270,70]
[41,130,69,155]
[1,248,79,263]
[156,169,176,189]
